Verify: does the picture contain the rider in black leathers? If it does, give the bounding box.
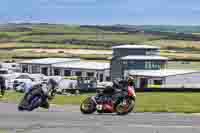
[98,76,135,102]
[19,78,57,110]
[103,76,134,93]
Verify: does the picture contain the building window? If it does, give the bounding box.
[87,72,94,77]
[145,61,161,70]
[100,73,104,82]
[129,61,135,64]
[64,70,71,76]
[0,70,8,74]
[96,73,99,80]
[32,65,40,73]
[12,64,17,68]
[75,71,82,77]
[145,61,152,69]
[41,67,48,76]
[122,61,127,65]
[106,76,111,81]
[154,80,163,85]
[152,62,161,69]
[54,69,61,76]
[146,50,159,55]
[146,50,153,55]
[156,63,161,69]
[22,64,28,73]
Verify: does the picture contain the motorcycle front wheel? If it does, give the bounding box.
[28,96,43,111]
[80,97,96,114]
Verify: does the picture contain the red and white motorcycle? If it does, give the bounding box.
[80,85,136,115]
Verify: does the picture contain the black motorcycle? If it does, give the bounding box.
[18,79,57,111]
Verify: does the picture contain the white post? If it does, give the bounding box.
[28,65,32,73]
[83,71,87,77]
[136,77,140,88]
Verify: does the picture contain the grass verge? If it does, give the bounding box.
[1,92,200,113]
[0,129,7,133]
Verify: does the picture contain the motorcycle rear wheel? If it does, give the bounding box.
[80,97,96,114]
[115,98,134,115]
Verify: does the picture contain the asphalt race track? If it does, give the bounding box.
[0,103,200,133]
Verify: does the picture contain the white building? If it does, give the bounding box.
[125,69,200,88]
[52,61,110,82]
[19,58,80,76]
[112,44,200,88]
[0,62,20,72]
[19,58,110,82]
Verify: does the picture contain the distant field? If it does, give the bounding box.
[161,52,200,61]
[145,40,200,60]
[0,42,109,49]
[1,42,200,61]
[16,33,161,44]
[167,61,200,70]
[0,32,30,37]
[30,24,113,33]
[14,48,112,55]
[145,39,200,51]
[0,49,111,60]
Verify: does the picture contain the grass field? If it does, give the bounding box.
[16,33,161,44]
[1,92,200,113]
[161,51,200,61]
[0,42,111,60]
[0,42,108,49]
[1,43,200,61]
[167,61,200,70]
[0,130,7,133]
[0,47,112,60]
[145,39,200,51]
[30,24,117,34]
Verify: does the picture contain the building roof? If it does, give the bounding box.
[121,55,168,60]
[20,58,80,65]
[126,69,199,77]
[112,45,159,49]
[53,61,110,70]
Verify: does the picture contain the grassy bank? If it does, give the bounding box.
[1,92,200,113]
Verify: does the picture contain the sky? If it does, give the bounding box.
[0,0,200,25]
